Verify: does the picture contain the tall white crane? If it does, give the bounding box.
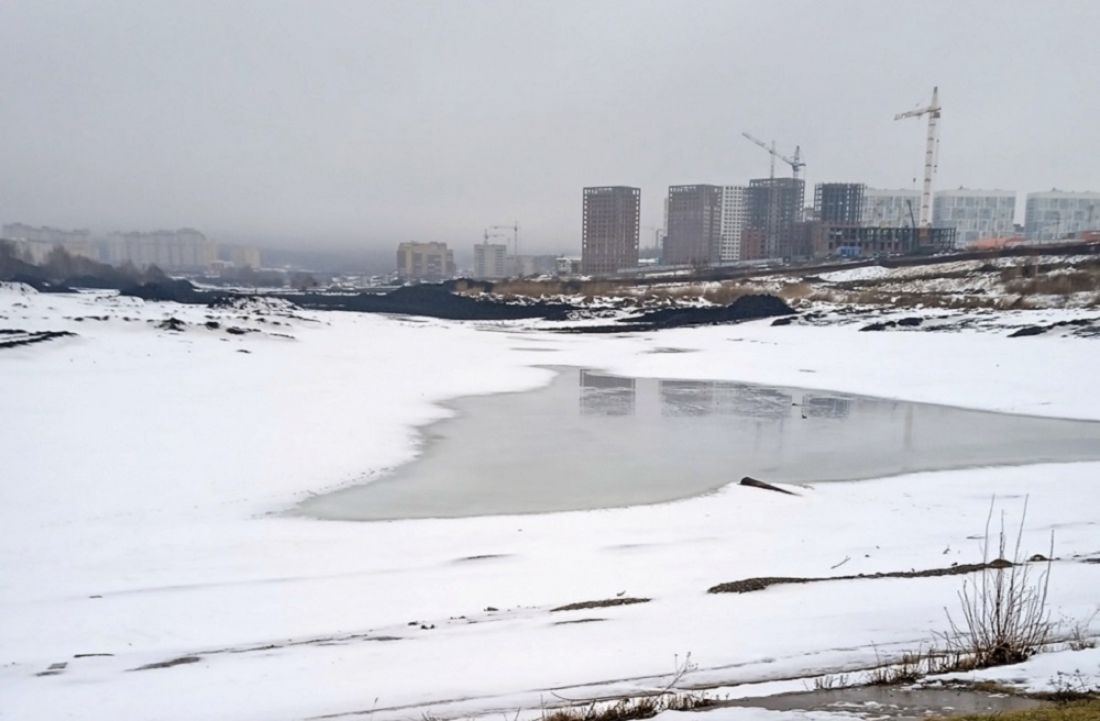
[894,86,941,228]
[741,132,805,180]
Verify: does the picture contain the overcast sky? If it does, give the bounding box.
[1,0,1097,257]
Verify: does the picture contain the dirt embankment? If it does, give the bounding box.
[114,279,796,329]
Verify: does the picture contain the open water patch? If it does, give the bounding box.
[298,368,1100,521]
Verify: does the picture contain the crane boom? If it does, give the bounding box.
[489,221,519,257]
[894,86,941,228]
[741,131,806,179]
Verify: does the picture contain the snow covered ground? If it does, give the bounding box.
[2,284,1099,720]
[928,645,1100,696]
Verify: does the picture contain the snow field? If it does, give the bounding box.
[2,286,1099,720]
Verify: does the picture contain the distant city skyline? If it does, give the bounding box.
[1,1,1098,257]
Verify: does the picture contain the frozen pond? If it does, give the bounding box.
[299,368,1100,521]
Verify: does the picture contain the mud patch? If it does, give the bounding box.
[726,685,1047,720]
[709,559,1015,594]
[0,329,76,349]
[552,597,650,612]
[35,662,68,677]
[454,553,511,563]
[130,656,202,671]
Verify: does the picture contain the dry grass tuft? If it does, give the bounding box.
[1005,270,1100,297]
[930,699,1100,720]
[539,694,713,721]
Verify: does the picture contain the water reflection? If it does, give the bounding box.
[298,368,1100,521]
[580,371,636,416]
[802,394,853,419]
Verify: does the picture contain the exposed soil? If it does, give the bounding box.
[129,655,202,671]
[566,295,795,333]
[708,559,1015,594]
[112,278,798,329]
[739,476,800,496]
[551,597,651,612]
[724,685,1049,720]
[289,283,575,321]
[0,329,76,349]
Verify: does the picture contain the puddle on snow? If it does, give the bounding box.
[298,367,1100,521]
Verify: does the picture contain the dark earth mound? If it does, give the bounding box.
[122,279,226,304]
[50,273,795,330]
[286,283,575,321]
[566,294,796,333]
[551,597,650,612]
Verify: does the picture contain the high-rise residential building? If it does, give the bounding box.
[581,186,640,275]
[814,183,865,225]
[932,189,1016,247]
[229,245,262,269]
[395,241,455,282]
[719,186,748,262]
[747,178,805,258]
[665,185,722,265]
[1024,190,1100,241]
[1,223,96,263]
[862,189,922,227]
[103,228,217,270]
[472,242,507,279]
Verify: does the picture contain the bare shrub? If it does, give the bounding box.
[1065,608,1099,651]
[941,497,1054,668]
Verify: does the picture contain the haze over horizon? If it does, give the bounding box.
[2,0,1097,260]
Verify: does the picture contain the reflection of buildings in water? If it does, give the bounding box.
[659,380,714,416]
[724,385,792,420]
[802,394,852,419]
[659,379,791,420]
[579,370,636,416]
[903,404,914,452]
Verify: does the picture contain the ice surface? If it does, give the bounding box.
[301,367,1100,520]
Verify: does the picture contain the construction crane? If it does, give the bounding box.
[482,228,509,243]
[489,221,519,257]
[741,132,805,180]
[894,86,941,228]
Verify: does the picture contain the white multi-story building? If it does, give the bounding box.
[719,186,748,262]
[396,241,455,282]
[932,188,1016,247]
[104,228,217,270]
[229,245,262,269]
[2,223,97,263]
[861,189,922,227]
[472,242,507,279]
[1024,190,1100,242]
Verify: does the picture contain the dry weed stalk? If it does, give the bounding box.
[942,497,1054,668]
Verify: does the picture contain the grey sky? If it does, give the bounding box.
[1,0,1097,258]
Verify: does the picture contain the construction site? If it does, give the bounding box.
[660,87,958,270]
